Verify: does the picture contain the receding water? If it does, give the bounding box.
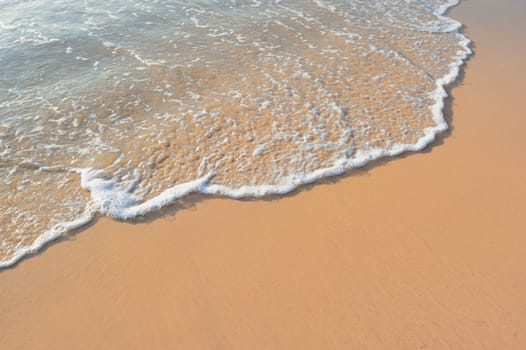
[0,0,470,267]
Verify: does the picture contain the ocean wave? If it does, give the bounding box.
[0,0,471,268]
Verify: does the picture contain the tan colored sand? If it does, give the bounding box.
[1,1,526,349]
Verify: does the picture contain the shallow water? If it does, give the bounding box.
[0,0,470,266]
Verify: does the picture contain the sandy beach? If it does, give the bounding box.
[1,0,526,349]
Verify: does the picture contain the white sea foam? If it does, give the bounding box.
[0,207,96,269]
[80,169,213,220]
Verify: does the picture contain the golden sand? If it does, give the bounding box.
[1,1,526,348]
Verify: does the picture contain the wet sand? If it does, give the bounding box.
[1,1,526,349]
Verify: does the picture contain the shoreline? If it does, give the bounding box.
[0,0,472,268]
[0,0,471,269]
[2,0,526,349]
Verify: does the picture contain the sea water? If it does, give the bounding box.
[0,0,470,267]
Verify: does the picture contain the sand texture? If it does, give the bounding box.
[1,0,526,349]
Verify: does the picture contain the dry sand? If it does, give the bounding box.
[1,0,526,349]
